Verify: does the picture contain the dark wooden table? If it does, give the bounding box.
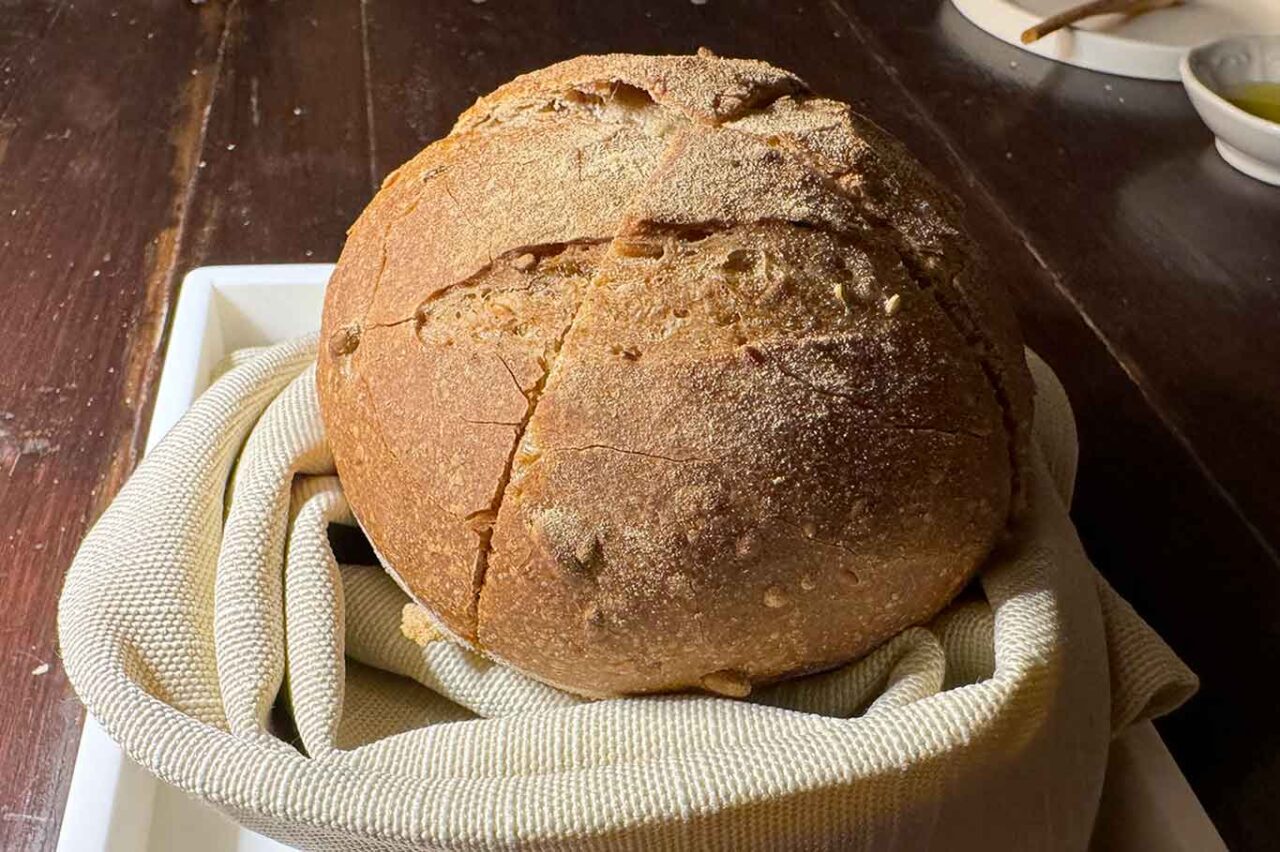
[2,1,1277,848]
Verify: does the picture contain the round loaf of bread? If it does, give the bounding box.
[318,52,1033,698]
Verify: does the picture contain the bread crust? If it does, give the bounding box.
[318,52,1033,697]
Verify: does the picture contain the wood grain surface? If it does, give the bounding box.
[0,2,229,847]
[0,0,1276,849]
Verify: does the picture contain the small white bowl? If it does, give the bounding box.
[1180,35,1280,185]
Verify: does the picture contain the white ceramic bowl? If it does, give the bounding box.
[1180,35,1280,185]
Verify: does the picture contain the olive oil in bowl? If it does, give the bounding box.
[1224,82,1280,124]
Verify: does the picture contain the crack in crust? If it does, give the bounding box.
[543,444,710,465]
[493,352,525,398]
[464,82,798,131]
[468,293,588,639]
[451,56,807,135]
[776,519,864,559]
[891,251,1022,515]
[361,199,420,323]
[409,239,610,319]
[462,418,522,427]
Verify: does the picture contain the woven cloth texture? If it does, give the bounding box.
[59,337,1197,851]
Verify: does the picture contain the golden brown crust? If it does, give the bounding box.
[452,52,806,132]
[318,52,1032,696]
[725,97,1034,510]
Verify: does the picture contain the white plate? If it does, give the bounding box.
[950,0,1280,81]
[56,265,1226,851]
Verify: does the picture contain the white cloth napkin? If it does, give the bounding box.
[59,337,1196,851]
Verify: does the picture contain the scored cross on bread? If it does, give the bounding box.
[318,51,1033,698]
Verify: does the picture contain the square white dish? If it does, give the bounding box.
[56,265,1226,851]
